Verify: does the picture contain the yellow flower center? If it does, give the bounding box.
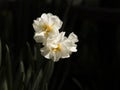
[42,24,52,32]
[52,44,61,52]
[41,23,55,36]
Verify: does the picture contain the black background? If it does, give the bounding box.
[0,0,120,90]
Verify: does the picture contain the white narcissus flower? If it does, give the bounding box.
[40,32,78,62]
[33,13,63,44]
[33,13,79,62]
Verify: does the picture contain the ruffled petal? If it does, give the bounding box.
[68,32,79,43]
[34,32,46,43]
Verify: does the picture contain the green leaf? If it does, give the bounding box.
[42,60,54,83]
[24,65,32,89]
[20,61,25,82]
[0,67,6,90]
[44,83,48,90]
[57,60,70,90]
[33,45,37,61]
[0,39,2,67]
[5,45,12,90]
[26,42,33,59]
[40,60,54,90]
[32,69,43,90]
[3,78,8,90]
[72,78,83,90]
[26,42,34,66]
[13,61,25,90]
[32,60,54,90]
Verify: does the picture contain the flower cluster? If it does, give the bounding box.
[33,13,78,62]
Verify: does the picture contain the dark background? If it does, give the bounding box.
[0,0,120,90]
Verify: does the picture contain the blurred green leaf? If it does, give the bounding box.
[20,61,25,82]
[24,65,32,89]
[26,42,34,65]
[45,83,48,90]
[13,61,25,90]
[32,69,43,90]
[0,67,6,90]
[33,45,37,61]
[3,78,8,90]
[42,60,54,83]
[0,39,2,67]
[32,60,54,90]
[57,61,70,90]
[72,78,83,90]
[40,60,54,90]
[5,45,12,90]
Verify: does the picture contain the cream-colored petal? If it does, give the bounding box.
[33,23,40,32]
[34,32,46,43]
[50,16,63,29]
[60,45,70,58]
[41,13,49,23]
[53,52,61,62]
[41,47,51,59]
[68,32,79,43]
[69,46,77,52]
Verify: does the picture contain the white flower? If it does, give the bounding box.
[33,13,79,62]
[40,32,78,62]
[33,13,63,43]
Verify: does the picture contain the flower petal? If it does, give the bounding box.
[68,32,79,43]
[41,13,49,23]
[41,46,51,59]
[34,32,46,43]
